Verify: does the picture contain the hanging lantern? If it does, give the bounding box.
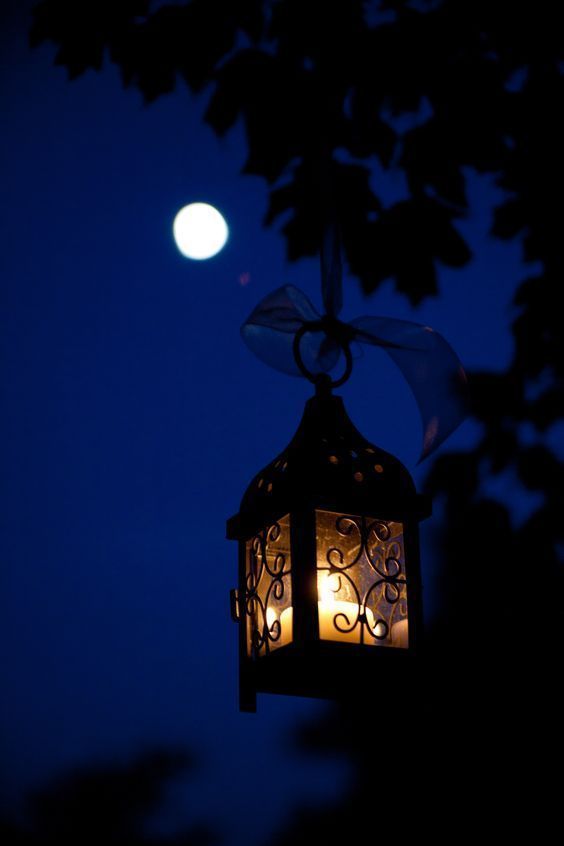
[228,379,430,711]
[228,226,466,711]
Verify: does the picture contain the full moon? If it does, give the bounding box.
[173,202,229,260]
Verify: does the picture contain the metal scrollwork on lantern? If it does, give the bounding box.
[245,516,292,656]
[315,510,408,647]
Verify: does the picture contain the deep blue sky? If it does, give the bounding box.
[1,4,527,844]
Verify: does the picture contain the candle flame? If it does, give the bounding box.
[318,571,341,605]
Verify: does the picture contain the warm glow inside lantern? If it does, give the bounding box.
[228,388,430,711]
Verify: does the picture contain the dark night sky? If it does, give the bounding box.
[0,3,535,844]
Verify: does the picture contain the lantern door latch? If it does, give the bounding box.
[230,588,241,622]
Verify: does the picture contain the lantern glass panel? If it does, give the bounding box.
[315,509,409,647]
[245,514,292,656]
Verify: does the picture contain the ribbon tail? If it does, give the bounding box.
[351,316,468,461]
[241,322,302,376]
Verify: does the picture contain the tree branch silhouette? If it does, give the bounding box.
[30,0,563,302]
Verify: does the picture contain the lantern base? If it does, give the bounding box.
[239,640,419,712]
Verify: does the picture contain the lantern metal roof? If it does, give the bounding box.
[227,384,430,540]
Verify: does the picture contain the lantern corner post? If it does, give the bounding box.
[289,506,319,647]
[404,494,432,656]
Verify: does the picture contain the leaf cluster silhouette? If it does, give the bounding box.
[31,0,564,302]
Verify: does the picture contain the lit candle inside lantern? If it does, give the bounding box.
[317,598,376,643]
[266,606,292,647]
[266,573,382,646]
[316,571,376,643]
[391,618,409,648]
[277,607,292,646]
[266,605,292,648]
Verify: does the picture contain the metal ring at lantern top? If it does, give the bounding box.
[292,323,353,388]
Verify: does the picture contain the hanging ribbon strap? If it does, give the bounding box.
[241,226,467,460]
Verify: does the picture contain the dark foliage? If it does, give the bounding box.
[30,0,564,301]
[0,749,216,845]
